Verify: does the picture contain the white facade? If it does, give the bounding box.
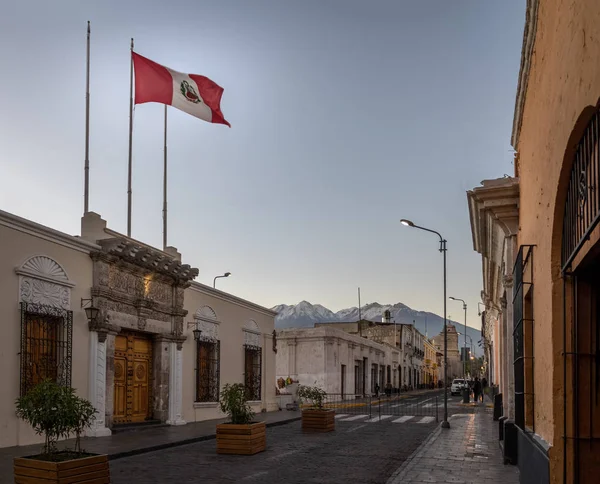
[0,209,277,449]
[276,327,400,396]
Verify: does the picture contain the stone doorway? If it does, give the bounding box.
[113,331,154,424]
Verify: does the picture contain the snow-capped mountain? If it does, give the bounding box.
[271,300,482,355]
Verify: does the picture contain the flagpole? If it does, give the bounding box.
[162,105,168,250]
[127,38,134,237]
[84,21,91,214]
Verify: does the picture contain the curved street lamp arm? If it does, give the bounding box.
[411,224,444,242]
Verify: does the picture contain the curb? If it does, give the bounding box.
[385,422,443,484]
[108,416,302,461]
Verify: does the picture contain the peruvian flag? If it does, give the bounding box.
[132,52,230,127]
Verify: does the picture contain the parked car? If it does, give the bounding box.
[450,379,467,396]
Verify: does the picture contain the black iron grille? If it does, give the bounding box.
[244,344,262,401]
[196,339,220,402]
[562,109,600,271]
[20,302,73,396]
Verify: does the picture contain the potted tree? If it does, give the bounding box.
[13,379,109,483]
[297,384,335,432]
[216,383,266,455]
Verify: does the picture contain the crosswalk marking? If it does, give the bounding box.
[417,416,435,424]
[340,414,369,421]
[366,415,393,423]
[335,414,349,419]
[392,416,414,423]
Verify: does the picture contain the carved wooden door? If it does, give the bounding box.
[114,332,153,424]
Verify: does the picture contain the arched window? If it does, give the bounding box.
[193,306,220,402]
[243,320,262,401]
[16,256,74,396]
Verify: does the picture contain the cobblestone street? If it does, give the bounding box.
[110,418,436,483]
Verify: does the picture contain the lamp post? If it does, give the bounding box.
[213,272,231,289]
[400,218,449,429]
[449,297,468,402]
[459,332,475,375]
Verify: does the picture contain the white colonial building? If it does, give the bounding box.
[0,210,277,449]
[275,327,400,396]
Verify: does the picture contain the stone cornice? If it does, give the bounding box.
[0,209,100,254]
[468,178,520,258]
[188,282,278,317]
[96,238,198,285]
[511,0,540,150]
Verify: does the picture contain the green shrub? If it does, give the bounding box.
[219,383,255,425]
[297,384,327,410]
[15,380,96,457]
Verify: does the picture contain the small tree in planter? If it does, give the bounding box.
[13,380,110,483]
[216,383,266,455]
[297,384,335,432]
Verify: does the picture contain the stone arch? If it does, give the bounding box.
[193,305,219,340]
[15,255,74,309]
[194,305,217,321]
[243,319,261,347]
[17,255,72,284]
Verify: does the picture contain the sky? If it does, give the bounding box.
[0,1,525,330]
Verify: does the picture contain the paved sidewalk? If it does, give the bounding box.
[387,404,520,484]
[0,409,300,479]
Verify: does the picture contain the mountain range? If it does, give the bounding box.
[271,301,483,356]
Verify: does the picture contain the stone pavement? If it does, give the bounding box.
[0,409,300,479]
[387,403,520,484]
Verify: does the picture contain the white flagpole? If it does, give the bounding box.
[84,21,91,214]
[127,38,134,237]
[162,105,168,250]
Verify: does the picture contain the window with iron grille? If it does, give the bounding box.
[513,245,535,432]
[244,344,262,401]
[20,302,73,396]
[196,338,220,402]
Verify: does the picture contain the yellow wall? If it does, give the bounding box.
[515,0,600,470]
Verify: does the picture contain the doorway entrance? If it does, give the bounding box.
[113,331,153,424]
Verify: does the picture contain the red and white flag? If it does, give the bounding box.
[132,52,230,127]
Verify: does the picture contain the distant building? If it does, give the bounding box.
[431,323,461,382]
[276,327,400,396]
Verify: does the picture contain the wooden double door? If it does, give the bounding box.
[113,331,153,424]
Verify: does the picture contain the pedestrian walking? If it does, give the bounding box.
[473,377,482,403]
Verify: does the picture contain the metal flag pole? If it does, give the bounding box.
[127,38,134,237]
[162,105,168,250]
[84,21,91,214]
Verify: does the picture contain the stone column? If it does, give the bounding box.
[87,331,112,437]
[167,341,186,426]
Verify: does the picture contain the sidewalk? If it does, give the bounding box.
[387,403,520,484]
[0,409,301,478]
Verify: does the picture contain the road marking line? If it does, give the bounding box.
[417,416,435,424]
[346,424,367,432]
[366,415,393,423]
[335,414,349,419]
[423,403,434,408]
[267,449,301,461]
[340,414,368,421]
[420,398,434,404]
[392,416,414,423]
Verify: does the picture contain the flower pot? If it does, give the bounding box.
[13,452,110,483]
[302,409,335,433]
[216,421,266,455]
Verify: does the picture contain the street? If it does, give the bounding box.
[110,391,472,483]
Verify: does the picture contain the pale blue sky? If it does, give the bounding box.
[0,1,524,329]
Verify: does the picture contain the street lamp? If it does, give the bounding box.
[213,272,231,289]
[400,218,449,429]
[449,297,468,398]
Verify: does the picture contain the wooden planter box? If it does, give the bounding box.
[216,421,266,455]
[302,409,335,432]
[14,453,110,483]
